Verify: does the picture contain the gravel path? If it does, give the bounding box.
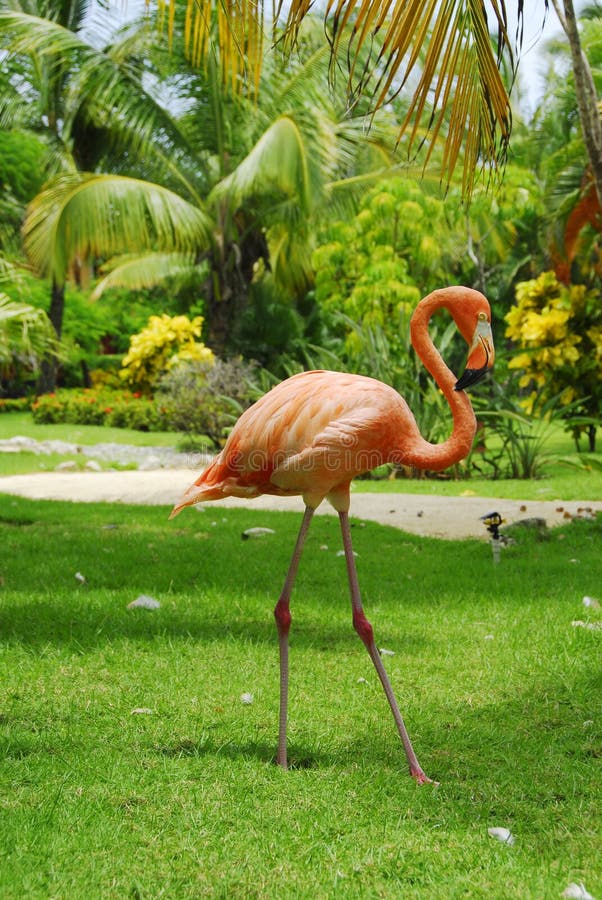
[0,435,204,469]
[1,464,600,540]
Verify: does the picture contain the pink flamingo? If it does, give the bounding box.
[171,286,494,783]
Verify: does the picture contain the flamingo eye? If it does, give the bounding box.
[477,312,488,322]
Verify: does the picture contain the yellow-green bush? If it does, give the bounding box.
[505,271,601,450]
[31,388,166,431]
[120,314,214,393]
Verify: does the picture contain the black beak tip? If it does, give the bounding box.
[454,368,488,392]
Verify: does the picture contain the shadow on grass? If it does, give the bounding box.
[0,594,432,658]
[152,667,601,803]
[157,735,329,769]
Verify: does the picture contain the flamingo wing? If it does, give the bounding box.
[172,370,418,514]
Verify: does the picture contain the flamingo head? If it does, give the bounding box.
[451,292,495,392]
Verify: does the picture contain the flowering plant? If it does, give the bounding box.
[120,314,214,393]
[31,388,165,431]
[505,271,601,450]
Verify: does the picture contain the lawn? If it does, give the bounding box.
[1,412,601,500]
[0,411,177,448]
[0,496,600,898]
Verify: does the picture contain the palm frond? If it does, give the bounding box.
[280,0,518,194]
[0,295,57,367]
[0,11,202,194]
[91,251,198,299]
[0,10,85,57]
[212,112,337,213]
[154,1,517,194]
[24,173,213,283]
[159,0,265,100]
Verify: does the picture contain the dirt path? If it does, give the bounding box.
[1,469,599,540]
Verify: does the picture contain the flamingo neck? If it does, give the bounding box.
[403,290,477,472]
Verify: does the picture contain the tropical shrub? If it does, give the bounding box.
[312,177,460,357]
[104,396,166,432]
[505,271,602,450]
[157,358,258,447]
[0,396,30,412]
[471,381,571,480]
[120,314,215,393]
[0,292,58,395]
[31,388,166,431]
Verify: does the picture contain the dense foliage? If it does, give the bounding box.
[120,314,214,394]
[0,3,601,465]
[505,271,602,450]
[158,358,259,446]
[31,388,165,431]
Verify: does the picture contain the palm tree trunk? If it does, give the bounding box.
[204,228,270,355]
[37,278,64,394]
[587,423,596,453]
[552,0,602,208]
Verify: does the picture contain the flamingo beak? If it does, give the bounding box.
[454,317,494,392]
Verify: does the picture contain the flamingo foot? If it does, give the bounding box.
[410,766,439,786]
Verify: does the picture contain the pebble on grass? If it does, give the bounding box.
[242,527,276,540]
[487,826,515,845]
[128,595,161,610]
[562,884,597,900]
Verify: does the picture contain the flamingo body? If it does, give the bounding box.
[173,370,422,513]
[172,286,495,782]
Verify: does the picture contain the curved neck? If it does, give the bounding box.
[403,290,477,472]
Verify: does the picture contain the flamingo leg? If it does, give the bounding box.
[273,505,315,768]
[338,511,434,785]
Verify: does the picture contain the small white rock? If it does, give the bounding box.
[379,648,395,657]
[357,677,369,685]
[562,883,596,900]
[240,692,254,705]
[572,620,602,631]
[128,594,161,610]
[75,572,86,584]
[487,826,515,845]
[131,708,153,715]
[336,549,358,557]
[583,596,601,609]
[55,460,78,472]
[484,634,495,640]
[138,455,162,471]
[320,544,329,550]
[241,527,275,540]
[84,459,102,472]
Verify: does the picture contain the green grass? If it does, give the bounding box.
[352,469,602,501]
[0,411,177,447]
[0,452,137,476]
[354,423,602,500]
[1,496,601,898]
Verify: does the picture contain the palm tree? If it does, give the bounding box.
[154,0,521,196]
[549,1,602,210]
[0,261,57,385]
[22,21,401,355]
[524,5,602,279]
[0,0,198,389]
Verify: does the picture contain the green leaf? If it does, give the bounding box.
[24,173,213,284]
[91,252,198,299]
